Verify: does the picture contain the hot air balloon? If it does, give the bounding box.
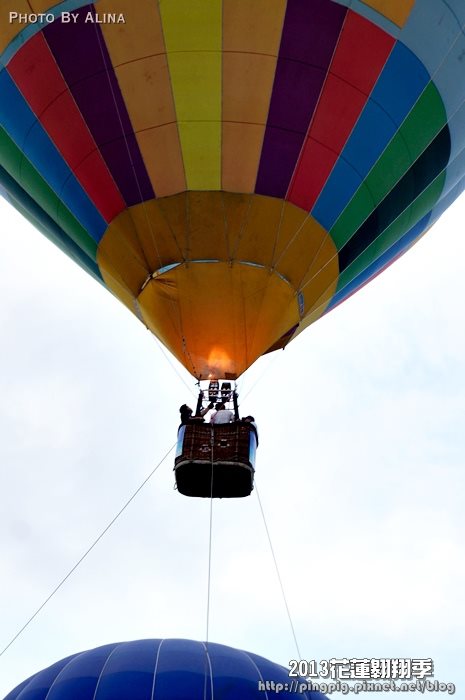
[1,0,464,382]
[2,1,460,682]
[3,639,328,700]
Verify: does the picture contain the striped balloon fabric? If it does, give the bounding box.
[3,638,328,700]
[0,1,464,378]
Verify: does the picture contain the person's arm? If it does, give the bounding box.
[199,402,214,417]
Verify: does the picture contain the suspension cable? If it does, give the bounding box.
[0,442,176,659]
[240,351,282,403]
[154,337,198,398]
[254,480,302,659]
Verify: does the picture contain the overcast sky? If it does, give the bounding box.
[0,192,464,698]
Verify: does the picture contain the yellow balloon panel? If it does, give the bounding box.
[360,0,415,27]
[98,0,166,60]
[0,0,31,52]
[135,126,186,199]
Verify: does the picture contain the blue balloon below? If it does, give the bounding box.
[3,638,328,700]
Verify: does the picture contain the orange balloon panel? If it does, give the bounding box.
[98,193,338,378]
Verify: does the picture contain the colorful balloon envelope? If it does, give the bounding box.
[2,638,328,700]
[1,0,464,378]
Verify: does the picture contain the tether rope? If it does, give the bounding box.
[203,430,216,700]
[255,480,302,660]
[205,430,215,644]
[0,442,176,659]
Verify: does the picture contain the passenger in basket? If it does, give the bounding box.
[210,402,235,424]
[179,403,212,425]
[242,415,259,445]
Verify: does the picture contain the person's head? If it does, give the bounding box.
[180,404,192,417]
[215,402,225,411]
[244,415,255,422]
